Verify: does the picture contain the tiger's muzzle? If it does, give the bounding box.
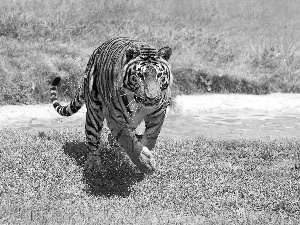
[134,94,162,106]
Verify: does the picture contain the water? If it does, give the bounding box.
[162,112,300,140]
[1,93,300,140]
[163,94,300,139]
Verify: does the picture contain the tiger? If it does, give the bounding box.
[50,37,172,175]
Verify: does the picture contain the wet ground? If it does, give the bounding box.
[1,93,300,140]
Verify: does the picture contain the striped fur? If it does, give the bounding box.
[50,37,172,174]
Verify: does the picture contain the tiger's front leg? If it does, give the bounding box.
[106,116,157,175]
[141,108,166,151]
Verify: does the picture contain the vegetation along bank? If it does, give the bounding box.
[0,0,299,105]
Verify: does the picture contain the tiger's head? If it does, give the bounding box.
[122,44,172,106]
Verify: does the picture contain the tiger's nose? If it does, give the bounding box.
[145,82,160,98]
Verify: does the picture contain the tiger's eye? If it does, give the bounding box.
[138,72,143,78]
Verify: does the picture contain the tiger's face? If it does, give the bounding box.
[122,46,172,106]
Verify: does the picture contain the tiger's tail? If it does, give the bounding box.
[50,77,85,116]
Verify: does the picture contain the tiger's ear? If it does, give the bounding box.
[125,48,140,63]
[158,47,172,61]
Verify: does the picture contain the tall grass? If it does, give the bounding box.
[0,0,300,104]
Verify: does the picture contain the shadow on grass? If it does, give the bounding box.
[62,141,145,198]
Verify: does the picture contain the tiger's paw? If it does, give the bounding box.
[137,146,157,175]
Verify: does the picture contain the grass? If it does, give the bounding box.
[1,128,300,224]
[0,0,300,104]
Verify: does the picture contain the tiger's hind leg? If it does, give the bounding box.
[83,93,106,174]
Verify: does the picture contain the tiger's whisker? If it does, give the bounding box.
[126,99,135,107]
[132,102,137,110]
[119,92,134,97]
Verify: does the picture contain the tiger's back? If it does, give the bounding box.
[85,37,135,104]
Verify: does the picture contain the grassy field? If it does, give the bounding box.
[0,0,300,104]
[1,128,300,224]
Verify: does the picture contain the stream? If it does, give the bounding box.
[1,93,300,140]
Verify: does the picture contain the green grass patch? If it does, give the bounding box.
[1,129,300,224]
